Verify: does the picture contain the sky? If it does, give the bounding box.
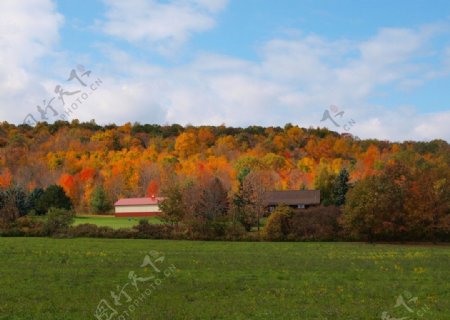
[1,0,450,142]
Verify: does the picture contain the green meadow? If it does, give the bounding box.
[0,238,448,320]
[73,215,163,229]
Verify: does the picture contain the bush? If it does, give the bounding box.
[44,208,75,235]
[0,215,46,237]
[16,216,46,236]
[263,205,293,241]
[224,222,247,240]
[67,223,100,237]
[288,206,342,241]
[132,219,173,239]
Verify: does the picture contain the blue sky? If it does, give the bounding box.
[1,0,450,141]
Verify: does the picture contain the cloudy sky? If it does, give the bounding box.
[1,0,450,141]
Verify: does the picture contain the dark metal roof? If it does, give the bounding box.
[264,190,321,206]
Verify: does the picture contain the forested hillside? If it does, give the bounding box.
[1,120,449,240]
[1,120,449,207]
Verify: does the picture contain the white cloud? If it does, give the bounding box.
[101,0,228,54]
[413,111,450,140]
[83,24,450,141]
[0,0,63,122]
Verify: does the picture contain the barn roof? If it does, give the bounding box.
[114,197,164,206]
[264,190,320,206]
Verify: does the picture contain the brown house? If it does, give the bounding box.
[265,190,321,212]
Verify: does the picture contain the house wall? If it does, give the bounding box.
[114,204,161,217]
[115,204,161,213]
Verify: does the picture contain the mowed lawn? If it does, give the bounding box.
[0,239,448,320]
[73,215,163,229]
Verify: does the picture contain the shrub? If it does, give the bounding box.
[263,205,293,241]
[224,222,247,240]
[133,219,173,239]
[16,216,46,236]
[67,223,100,237]
[288,206,342,241]
[44,208,75,235]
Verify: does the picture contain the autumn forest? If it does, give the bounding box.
[0,120,449,241]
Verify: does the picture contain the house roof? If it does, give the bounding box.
[264,190,321,206]
[114,197,164,206]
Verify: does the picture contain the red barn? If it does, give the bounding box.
[114,196,164,217]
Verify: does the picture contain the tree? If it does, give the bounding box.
[331,168,350,206]
[26,188,44,214]
[232,186,254,232]
[402,164,450,241]
[314,164,336,206]
[189,177,230,237]
[146,180,159,197]
[242,170,276,232]
[90,185,112,214]
[197,177,229,222]
[1,186,27,216]
[263,205,293,241]
[341,175,403,241]
[175,131,198,158]
[232,167,254,231]
[36,185,72,215]
[159,183,184,226]
[0,191,20,223]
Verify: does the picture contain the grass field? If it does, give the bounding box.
[0,238,448,320]
[73,215,163,229]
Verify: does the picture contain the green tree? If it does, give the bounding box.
[36,185,72,215]
[90,185,112,214]
[232,167,254,231]
[331,168,350,206]
[26,188,44,214]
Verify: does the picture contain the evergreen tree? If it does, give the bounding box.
[331,168,350,206]
[232,167,254,231]
[36,185,72,215]
[90,185,112,214]
[26,188,44,214]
